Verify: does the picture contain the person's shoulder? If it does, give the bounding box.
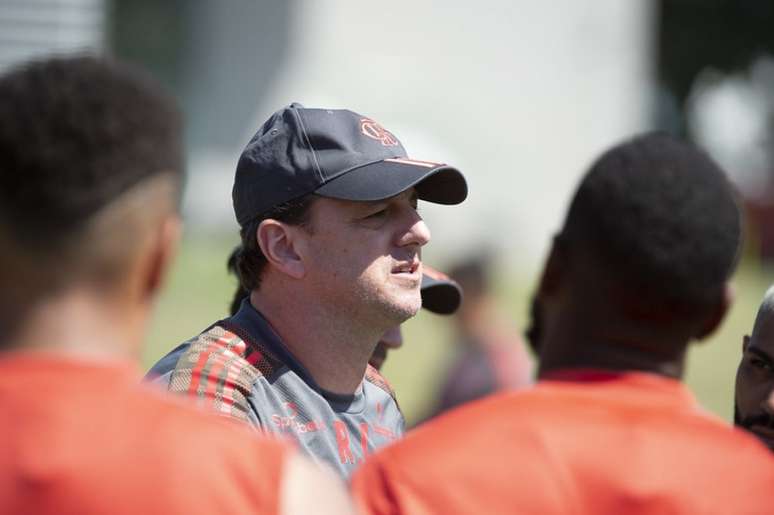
[122,385,294,512]
[381,389,542,459]
[135,381,289,461]
[681,409,774,464]
[160,322,278,422]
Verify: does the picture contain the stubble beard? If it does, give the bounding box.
[352,278,421,329]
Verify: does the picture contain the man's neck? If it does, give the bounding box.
[537,313,689,380]
[250,288,386,395]
[6,288,143,362]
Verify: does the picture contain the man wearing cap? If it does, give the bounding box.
[147,103,466,477]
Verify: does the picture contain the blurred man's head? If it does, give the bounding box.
[447,254,493,333]
[532,133,741,377]
[0,55,183,354]
[735,285,774,451]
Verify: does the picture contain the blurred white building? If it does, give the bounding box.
[181,0,654,274]
[0,0,655,275]
[0,0,105,71]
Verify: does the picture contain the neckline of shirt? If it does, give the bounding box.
[230,299,367,409]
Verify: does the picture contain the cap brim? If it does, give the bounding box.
[421,274,463,315]
[314,158,467,205]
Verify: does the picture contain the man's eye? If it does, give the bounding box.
[750,357,773,371]
[365,209,387,219]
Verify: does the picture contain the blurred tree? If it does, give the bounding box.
[659,0,774,260]
[108,0,188,96]
[658,0,774,127]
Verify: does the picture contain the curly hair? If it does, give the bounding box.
[561,132,741,312]
[0,54,182,248]
[0,55,183,340]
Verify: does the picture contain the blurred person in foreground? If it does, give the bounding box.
[0,56,352,515]
[225,248,462,371]
[146,103,467,477]
[428,254,533,419]
[352,133,774,514]
[735,284,774,451]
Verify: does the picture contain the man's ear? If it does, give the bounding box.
[143,214,182,300]
[695,282,735,340]
[256,220,306,279]
[742,334,750,352]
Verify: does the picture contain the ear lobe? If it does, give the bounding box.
[695,282,735,340]
[256,220,306,280]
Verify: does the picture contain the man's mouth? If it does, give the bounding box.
[391,260,420,278]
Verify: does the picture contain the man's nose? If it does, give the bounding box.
[397,210,431,248]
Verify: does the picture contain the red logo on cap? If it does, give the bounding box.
[360,118,399,147]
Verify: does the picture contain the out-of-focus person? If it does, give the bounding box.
[0,55,352,515]
[735,284,774,451]
[428,254,533,418]
[352,133,774,515]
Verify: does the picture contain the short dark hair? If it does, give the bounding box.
[0,54,182,248]
[0,55,183,339]
[233,194,316,292]
[226,246,249,315]
[561,132,741,312]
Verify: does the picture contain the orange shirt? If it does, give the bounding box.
[0,353,289,515]
[352,370,774,514]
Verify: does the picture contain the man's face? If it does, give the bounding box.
[300,189,430,327]
[735,308,774,451]
[368,325,404,371]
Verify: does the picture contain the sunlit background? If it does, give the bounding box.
[3,0,774,424]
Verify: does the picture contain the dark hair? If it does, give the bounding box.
[561,132,741,312]
[0,55,182,248]
[0,54,183,341]
[233,194,316,292]
[226,245,249,315]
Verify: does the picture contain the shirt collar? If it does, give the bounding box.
[229,298,362,405]
[540,368,698,408]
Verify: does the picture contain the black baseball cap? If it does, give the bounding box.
[233,103,468,226]
[421,266,463,315]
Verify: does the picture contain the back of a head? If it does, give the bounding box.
[0,55,183,339]
[562,133,741,322]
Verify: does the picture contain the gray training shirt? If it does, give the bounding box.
[146,299,405,477]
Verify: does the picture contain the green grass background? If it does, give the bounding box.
[144,233,774,426]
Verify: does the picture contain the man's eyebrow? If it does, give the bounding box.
[748,346,774,364]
